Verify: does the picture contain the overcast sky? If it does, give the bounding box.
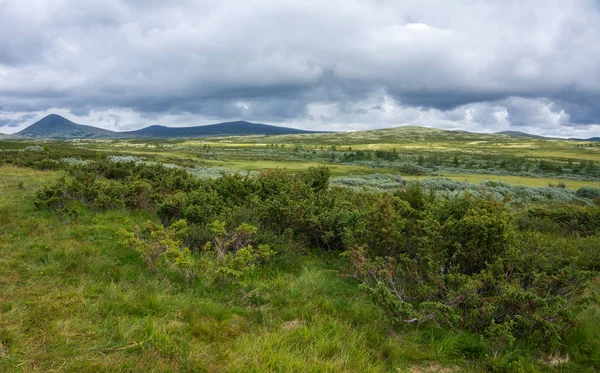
[1,0,600,137]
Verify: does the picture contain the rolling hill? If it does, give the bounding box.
[16,115,319,139]
[207,125,543,146]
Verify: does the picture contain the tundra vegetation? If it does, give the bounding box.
[0,131,599,372]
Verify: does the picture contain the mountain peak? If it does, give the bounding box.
[18,114,116,139]
[45,113,67,120]
[30,114,75,127]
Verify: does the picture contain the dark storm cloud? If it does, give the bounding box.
[549,94,600,126]
[0,0,599,136]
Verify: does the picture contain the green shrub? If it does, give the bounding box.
[344,195,593,353]
[156,187,224,226]
[576,186,600,200]
[397,164,428,176]
[119,220,273,285]
[519,205,600,236]
[118,219,195,279]
[202,220,273,283]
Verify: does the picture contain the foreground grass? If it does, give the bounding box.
[0,166,469,372]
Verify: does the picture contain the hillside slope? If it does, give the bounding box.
[203,125,539,145]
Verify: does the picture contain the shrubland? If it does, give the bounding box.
[333,174,600,205]
[26,158,600,371]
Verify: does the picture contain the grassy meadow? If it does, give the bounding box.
[1,128,599,372]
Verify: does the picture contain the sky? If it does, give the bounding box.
[1,0,600,138]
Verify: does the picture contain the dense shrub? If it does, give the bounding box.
[397,164,428,176]
[345,229,595,352]
[518,204,600,236]
[34,160,600,359]
[576,186,600,200]
[156,186,224,226]
[35,160,203,215]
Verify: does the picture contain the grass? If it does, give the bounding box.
[0,165,468,372]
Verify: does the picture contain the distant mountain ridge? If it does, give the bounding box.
[10,114,600,141]
[569,137,600,141]
[496,131,599,141]
[121,121,314,138]
[16,114,318,139]
[495,131,549,139]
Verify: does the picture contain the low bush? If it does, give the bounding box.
[518,204,600,236]
[576,186,600,200]
[118,219,273,284]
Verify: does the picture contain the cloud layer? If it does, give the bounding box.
[0,0,599,137]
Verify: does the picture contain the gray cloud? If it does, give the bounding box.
[0,0,599,137]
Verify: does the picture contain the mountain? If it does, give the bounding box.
[16,115,318,139]
[497,131,600,141]
[18,114,117,139]
[495,131,549,139]
[121,121,315,138]
[18,114,592,142]
[569,137,600,141]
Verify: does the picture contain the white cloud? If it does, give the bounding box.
[0,0,599,137]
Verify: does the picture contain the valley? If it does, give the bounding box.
[0,119,599,372]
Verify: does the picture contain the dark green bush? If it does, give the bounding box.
[519,204,600,236]
[397,164,428,176]
[576,186,600,200]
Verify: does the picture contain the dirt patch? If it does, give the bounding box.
[282,319,303,330]
[541,352,569,366]
[401,363,461,373]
